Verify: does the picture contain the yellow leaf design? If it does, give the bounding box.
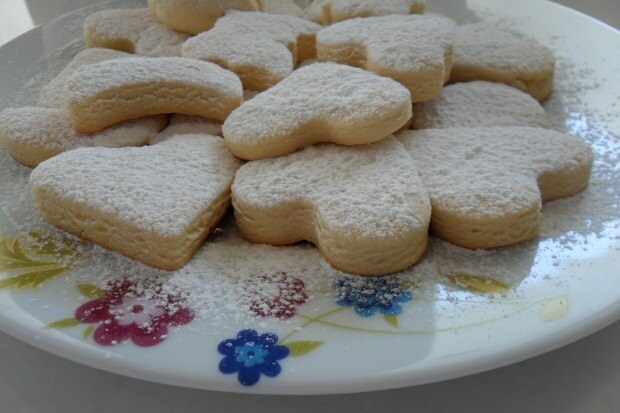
[286,340,324,357]
[46,317,81,329]
[447,273,509,294]
[0,232,82,292]
[83,325,95,340]
[383,314,399,327]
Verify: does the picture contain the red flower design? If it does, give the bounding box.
[75,279,194,347]
[247,272,308,319]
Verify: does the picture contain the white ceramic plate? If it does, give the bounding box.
[0,0,619,395]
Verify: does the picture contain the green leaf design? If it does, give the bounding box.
[46,317,81,329]
[447,273,509,294]
[0,234,77,291]
[76,283,105,298]
[286,340,324,357]
[383,314,399,327]
[83,325,95,339]
[0,266,68,291]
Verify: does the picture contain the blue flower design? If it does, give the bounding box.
[218,329,290,386]
[334,276,412,317]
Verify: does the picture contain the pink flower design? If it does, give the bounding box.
[247,272,308,319]
[75,280,194,347]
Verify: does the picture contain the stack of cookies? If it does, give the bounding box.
[0,0,593,276]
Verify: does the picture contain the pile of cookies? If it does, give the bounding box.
[0,0,593,276]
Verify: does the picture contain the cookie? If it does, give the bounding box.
[259,0,304,17]
[149,114,222,145]
[64,56,243,133]
[305,0,426,25]
[232,136,431,276]
[30,134,242,270]
[317,15,455,102]
[450,23,555,101]
[0,107,166,168]
[222,62,412,160]
[182,11,321,90]
[412,81,550,130]
[84,8,190,57]
[38,48,131,108]
[397,127,593,249]
[147,0,260,34]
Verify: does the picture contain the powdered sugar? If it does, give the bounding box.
[29,134,241,237]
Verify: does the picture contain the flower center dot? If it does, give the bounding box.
[131,304,144,313]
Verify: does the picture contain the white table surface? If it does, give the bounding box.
[0,1,619,412]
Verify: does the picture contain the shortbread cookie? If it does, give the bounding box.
[182,11,321,90]
[397,127,593,249]
[0,107,166,168]
[412,81,550,129]
[259,0,304,17]
[222,62,411,160]
[38,48,131,108]
[30,134,242,270]
[450,23,555,101]
[232,136,431,275]
[84,8,190,57]
[64,56,243,133]
[317,15,456,102]
[305,0,425,25]
[149,114,222,145]
[147,0,260,34]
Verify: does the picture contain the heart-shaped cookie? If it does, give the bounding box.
[232,136,431,276]
[182,11,321,90]
[222,62,412,160]
[411,81,550,129]
[317,14,455,102]
[30,134,242,270]
[304,0,426,25]
[0,107,166,168]
[449,23,555,101]
[64,56,243,133]
[84,8,190,56]
[398,127,593,249]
